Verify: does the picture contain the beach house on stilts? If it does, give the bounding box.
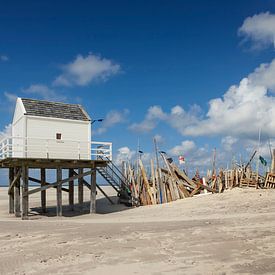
[0,98,131,220]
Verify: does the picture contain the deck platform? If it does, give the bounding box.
[0,157,108,169]
[0,157,110,220]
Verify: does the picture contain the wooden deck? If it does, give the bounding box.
[0,157,110,220]
[0,157,108,169]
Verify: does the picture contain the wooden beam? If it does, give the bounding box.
[139,159,154,204]
[69,168,74,211]
[90,166,96,214]
[78,168,84,207]
[28,169,93,195]
[41,168,46,213]
[56,168,62,217]
[8,168,14,214]
[28,177,69,192]
[21,165,29,220]
[8,169,21,195]
[14,167,21,217]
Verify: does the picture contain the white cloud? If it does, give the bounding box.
[23,84,66,101]
[221,136,238,152]
[0,55,9,62]
[114,146,136,165]
[183,59,275,138]
[129,106,167,133]
[248,59,275,92]
[239,12,275,49]
[95,109,129,135]
[0,124,12,140]
[129,105,199,134]
[53,53,120,87]
[168,140,196,156]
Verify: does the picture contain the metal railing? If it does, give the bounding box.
[0,136,112,160]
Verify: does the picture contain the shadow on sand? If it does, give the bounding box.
[29,195,132,218]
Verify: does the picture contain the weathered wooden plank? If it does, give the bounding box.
[41,168,46,213]
[90,167,96,214]
[28,169,93,195]
[69,168,74,211]
[56,168,62,217]
[151,159,157,204]
[14,168,21,217]
[21,165,29,220]
[8,169,21,195]
[28,176,69,192]
[78,168,84,206]
[9,168,14,214]
[139,159,154,204]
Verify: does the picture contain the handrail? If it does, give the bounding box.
[0,136,112,160]
[98,155,131,190]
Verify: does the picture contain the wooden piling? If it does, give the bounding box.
[90,166,96,214]
[21,165,29,220]
[69,168,74,211]
[41,168,46,213]
[14,168,21,217]
[78,168,84,207]
[9,168,14,214]
[56,167,62,217]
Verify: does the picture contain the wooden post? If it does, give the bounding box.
[9,168,14,214]
[41,168,46,213]
[21,165,29,220]
[271,149,275,174]
[56,168,62,217]
[90,166,96,214]
[69,168,74,211]
[14,168,21,217]
[78,168,84,207]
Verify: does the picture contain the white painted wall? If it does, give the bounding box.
[11,98,92,160]
[26,116,91,159]
[12,98,26,158]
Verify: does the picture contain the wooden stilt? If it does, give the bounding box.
[41,168,46,213]
[78,168,84,207]
[90,166,96,214]
[14,168,21,217]
[9,168,14,214]
[21,165,29,220]
[69,168,74,211]
[56,168,62,217]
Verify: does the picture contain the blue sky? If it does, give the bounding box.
[1,0,275,179]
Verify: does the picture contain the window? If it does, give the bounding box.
[56,133,62,140]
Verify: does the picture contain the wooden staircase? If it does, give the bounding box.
[97,157,132,205]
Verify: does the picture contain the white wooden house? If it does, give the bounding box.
[0,98,111,160]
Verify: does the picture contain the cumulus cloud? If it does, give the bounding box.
[23,84,67,101]
[221,136,238,152]
[53,53,120,87]
[114,146,136,165]
[168,140,196,156]
[0,55,9,62]
[95,109,129,135]
[129,106,167,133]
[239,12,275,49]
[129,105,199,134]
[184,59,275,139]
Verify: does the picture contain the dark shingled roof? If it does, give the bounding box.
[21,98,91,121]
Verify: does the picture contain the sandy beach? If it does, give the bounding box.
[0,186,275,275]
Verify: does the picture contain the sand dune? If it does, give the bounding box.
[0,186,275,274]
